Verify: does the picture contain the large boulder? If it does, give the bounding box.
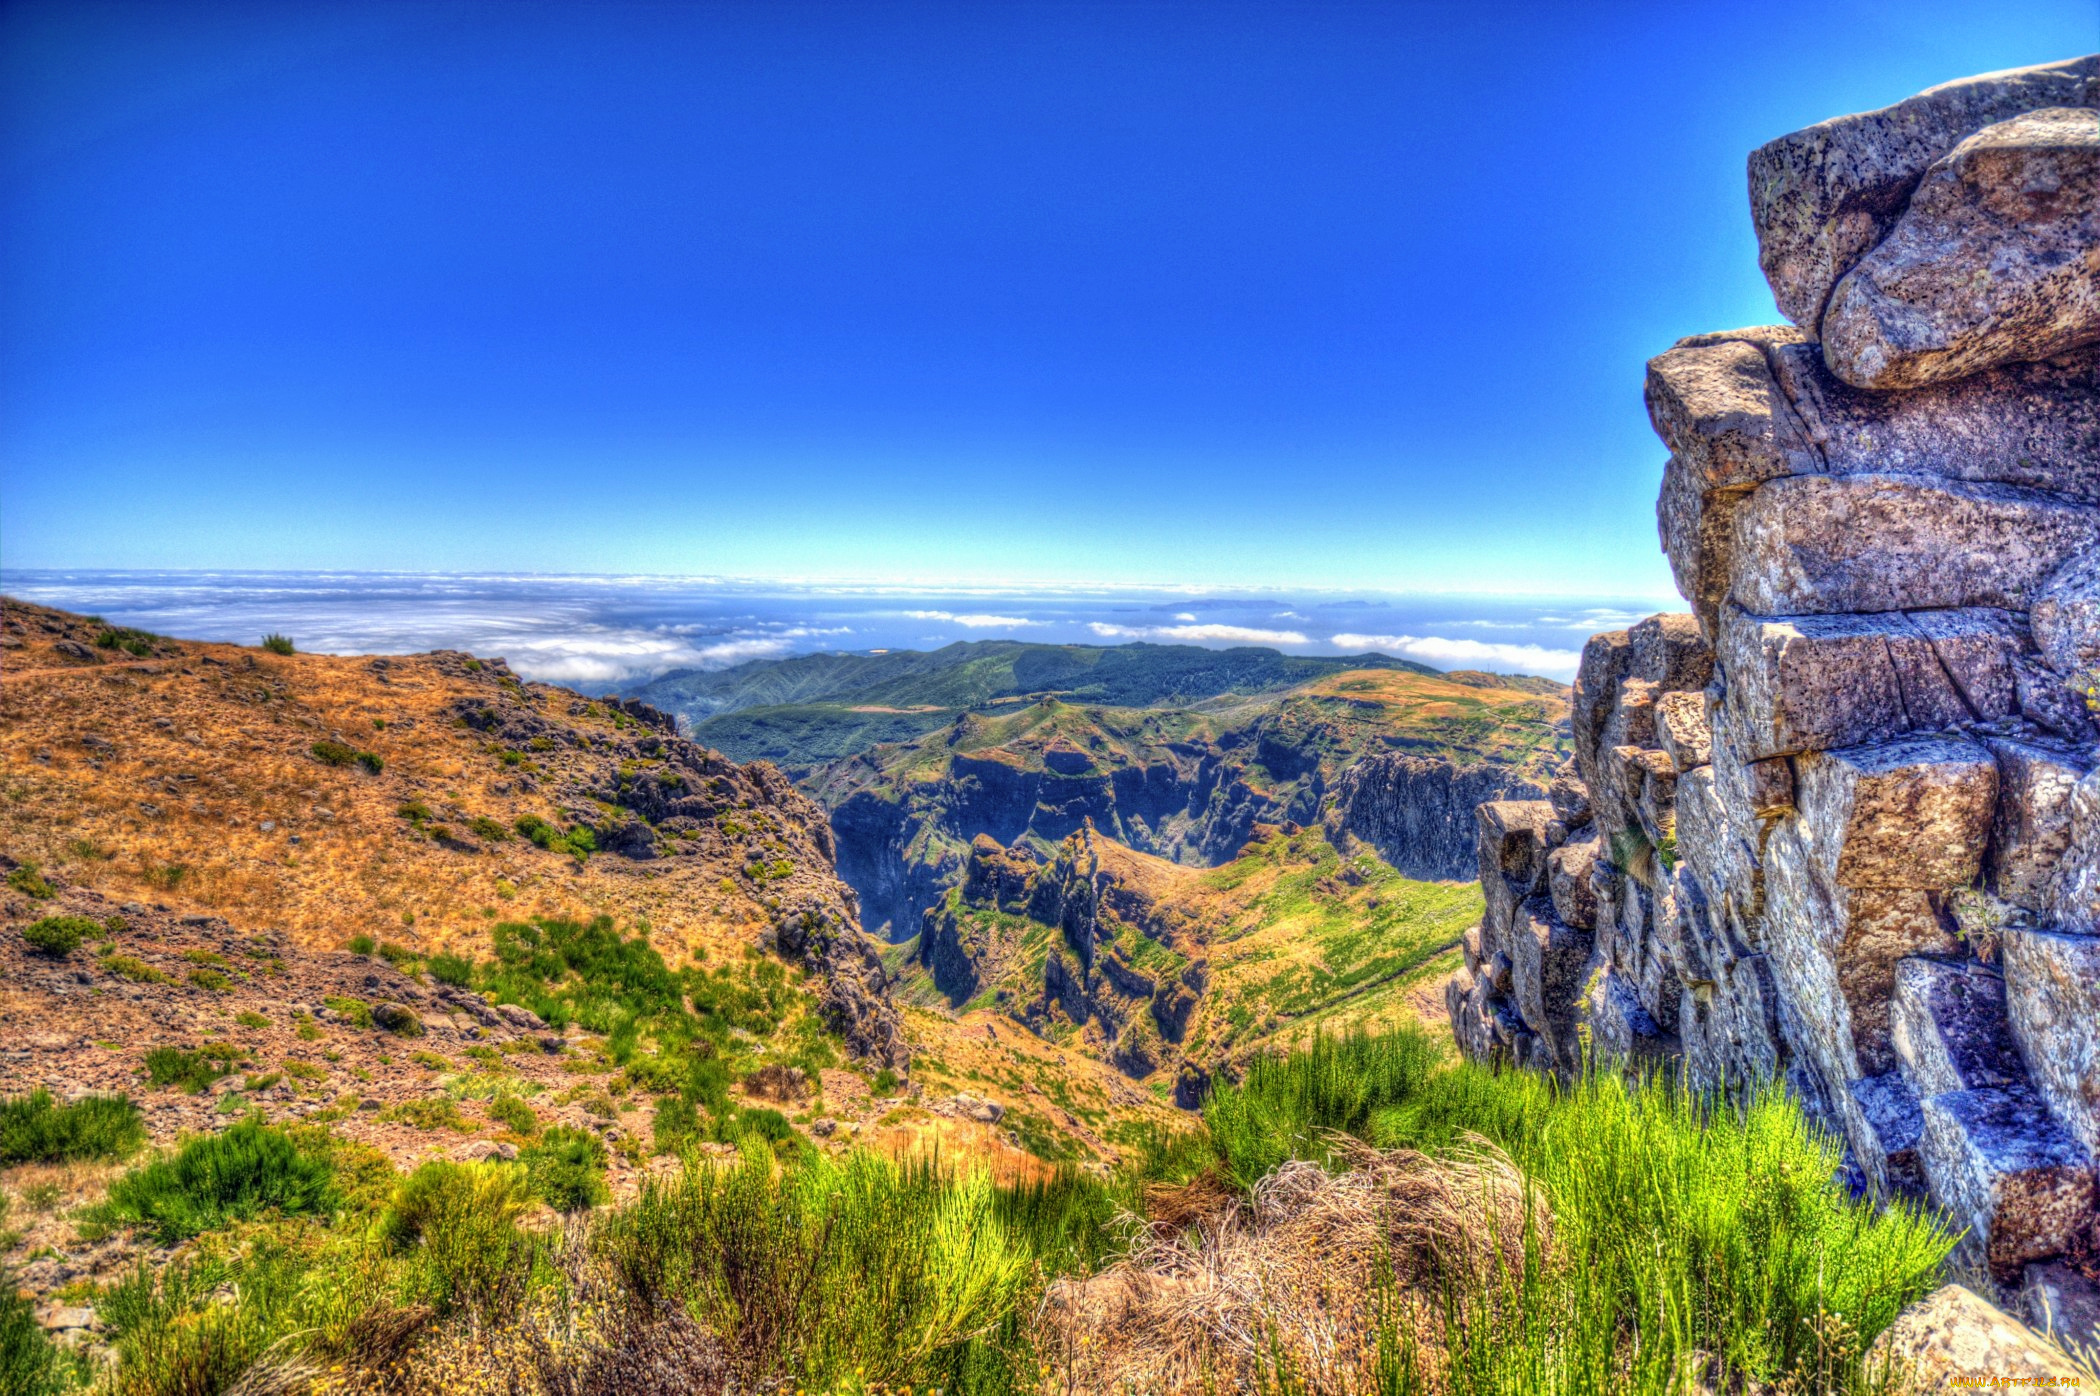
[1868,1284,2092,1387]
[1726,472,2100,617]
[1823,108,2100,389]
[1748,56,2099,328]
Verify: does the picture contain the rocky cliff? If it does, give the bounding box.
[1448,57,2100,1337]
[815,668,1567,938]
[1330,753,1545,880]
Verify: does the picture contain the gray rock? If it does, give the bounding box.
[1475,800,1556,961]
[1728,473,2100,618]
[1763,820,1961,1082]
[1868,1283,2091,1386]
[1546,758,1592,827]
[1793,735,1997,890]
[1980,735,2093,909]
[1581,969,1678,1068]
[1889,957,2027,1096]
[1546,828,1599,931]
[1654,690,1711,771]
[1507,896,1595,1077]
[1768,339,2100,503]
[1333,754,1545,882]
[1823,108,2100,389]
[1628,612,1714,692]
[1747,55,2099,328]
[2020,1259,2100,1360]
[1644,334,1819,492]
[1999,924,2100,1156]
[1849,1069,1927,1197]
[2033,550,2100,682]
[1916,1084,2094,1280]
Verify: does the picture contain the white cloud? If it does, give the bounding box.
[1173,612,1197,622]
[1090,622,1310,645]
[1330,633,1580,680]
[902,610,1043,628]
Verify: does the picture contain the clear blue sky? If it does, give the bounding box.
[3,2,2092,593]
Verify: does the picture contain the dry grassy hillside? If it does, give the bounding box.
[0,601,844,971]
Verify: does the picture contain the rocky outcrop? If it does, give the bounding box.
[1331,755,1546,880]
[1451,60,2100,1342]
[916,826,1206,1080]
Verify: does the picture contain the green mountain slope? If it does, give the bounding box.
[628,640,1437,749]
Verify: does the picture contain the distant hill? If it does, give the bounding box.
[625,640,1438,752]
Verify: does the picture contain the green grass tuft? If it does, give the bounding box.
[0,1091,146,1164]
[93,1122,337,1244]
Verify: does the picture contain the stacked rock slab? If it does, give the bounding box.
[1448,57,2100,1326]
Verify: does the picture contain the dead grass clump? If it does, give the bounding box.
[1040,1136,1545,1394]
[741,1062,807,1104]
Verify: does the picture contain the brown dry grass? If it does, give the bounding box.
[1038,1136,1545,1394]
[0,599,820,969]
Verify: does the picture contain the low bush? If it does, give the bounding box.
[312,740,383,773]
[344,933,376,956]
[260,633,295,655]
[488,1095,539,1136]
[95,1122,337,1243]
[143,1046,237,1093]
[521,1125,608,1211]
[6,864,55,900]
[427,952,473,987]
[0,1090,146,1164]
[467,815,510,843]
[95,626,156,657]
[0,1273,71,1396]
[380,1161,537,1317]
[186,968,232,992]
[324,995,374,1029]
[102,953,173,985]
[22,915,93,957]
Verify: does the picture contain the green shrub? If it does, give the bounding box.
[488,1095,539,1136]
[312,740,383,772]
[0,1274,69,1396]
[187,968,232,992]
[376,940,414,966]
[144,1047,235,1094]
[650,1095,699,1153]
[6,864,54,900]
[95,1122,336,1243]
[467,815,510,843]
[344,933,376,956]
[427,952,474,988]
[235,1011,270,1029]
[379,1161,535,1317]
[22,915,93,957]
[324,996,374,1029]
[378,1098,470,1132]
[870,1067,901,1097]
[94,626,155,657]
[260,633,295,655]
[0,1090,145,1164]
[520,1125,608,1212]
[102,953,173,985]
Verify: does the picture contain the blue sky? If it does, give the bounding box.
[3,1,2093,594]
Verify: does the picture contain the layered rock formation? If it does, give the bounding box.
[1450,58,2100,1331]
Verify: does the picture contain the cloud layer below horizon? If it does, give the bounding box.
[2,571,1663,685]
